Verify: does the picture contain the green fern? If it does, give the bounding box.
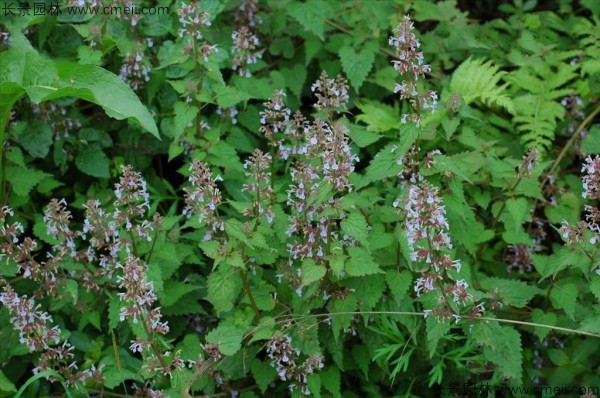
[450,57,515,114]
[507,63,577,151]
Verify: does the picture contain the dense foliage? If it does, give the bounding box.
[1,0,600,397]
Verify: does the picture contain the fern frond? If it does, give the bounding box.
[450,57,515,114]
[507,63,577,152]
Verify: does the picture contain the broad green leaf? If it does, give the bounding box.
[0,34,159,139]
[385,270,412,303]
[473,322,522,381]
[286,0,333,40]
[549,281,577,319]
[75,147,110,178]
[346,247,382,276]
[339,45,375,90]
[5,166,50,196]
[16,120,53,159]
[582,125,600,154]
[206,324,244,356]
[214,85,252,108]
[355,101,401,133]
[532,247,591,280]
[340,212,369,247]
[320,367,341,398]
[251,359,276,394]
[207,265,242,313]
[301,259,327,287]
[0,371,16,393]
[530,309,557,340]
[159,280,197,307]
[426,316,452,358]
[479,277,542,308]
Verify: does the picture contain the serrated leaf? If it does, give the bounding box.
[339,46,375,90]
[206,324,244,356]
[426,316,452,358]
[287,0,333,40]
[159,280,197,307]
[473,322,522,381]
[75,147,110,178]
[346,247,382,276]
[479,277,542,308]
[5,166,50,196]
[582,125,600,154]
[301,259,327,287]
[16,120,53,159]
[549,281,577,319]
[0,370,17,393]
[530,309,557,341]
[251,359,276,393]
[207,265,242,313]
[340,212,369,246]
[320,367,341,398]
[355,101,401,133]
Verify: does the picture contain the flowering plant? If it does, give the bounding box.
[1,1,600,397]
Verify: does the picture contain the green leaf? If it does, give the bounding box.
[16,120,53,159]
[0,371,16,393]
[385,270,412,303]
[426,316,452,358]
[339,46,375,90]
[450,57,514,114]
[549,281,577,319]
[530,309,557,340]
[286,0,333,40]
[582,125,600,154]
[159,280,197,307]
[532,247,591,280]
[207,265,242,313]
[214,85,252,108]
[346,247,382,276]
[251,359,276,394]
[359,126,418,188]
[206,324,244,356]
[75,147,110,178]
[355,101,401,133]
[5,166,50,197]
[345,121,383,148]
[301,259,327,287]
[0,35,159,139]
[320,367,341,398]
[473,322,522,381]
[340,212,369,247]
[479,277,542,308]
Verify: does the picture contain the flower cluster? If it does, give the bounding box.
[242,149,275,223]
[561,93,587,136]
[216,106,239,125]
[389,15,438,125]
[560,156,600,252]
[0,284,61,351]
[178,2,218,62]
[518,147,539,178]
[182,160,224,240]
[32,102,82,139]
[231,26,263,77]
[402,179,484,322]
[259,89,292,148]
[266,334,325,395]
[234,0,261,27]
[311,71,350,113]
[177,2,211,40]
[119,49,151,91]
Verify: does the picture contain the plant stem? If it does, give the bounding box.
[239,268,261,319]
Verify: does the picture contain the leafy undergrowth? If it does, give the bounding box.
[1,0,599,397]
